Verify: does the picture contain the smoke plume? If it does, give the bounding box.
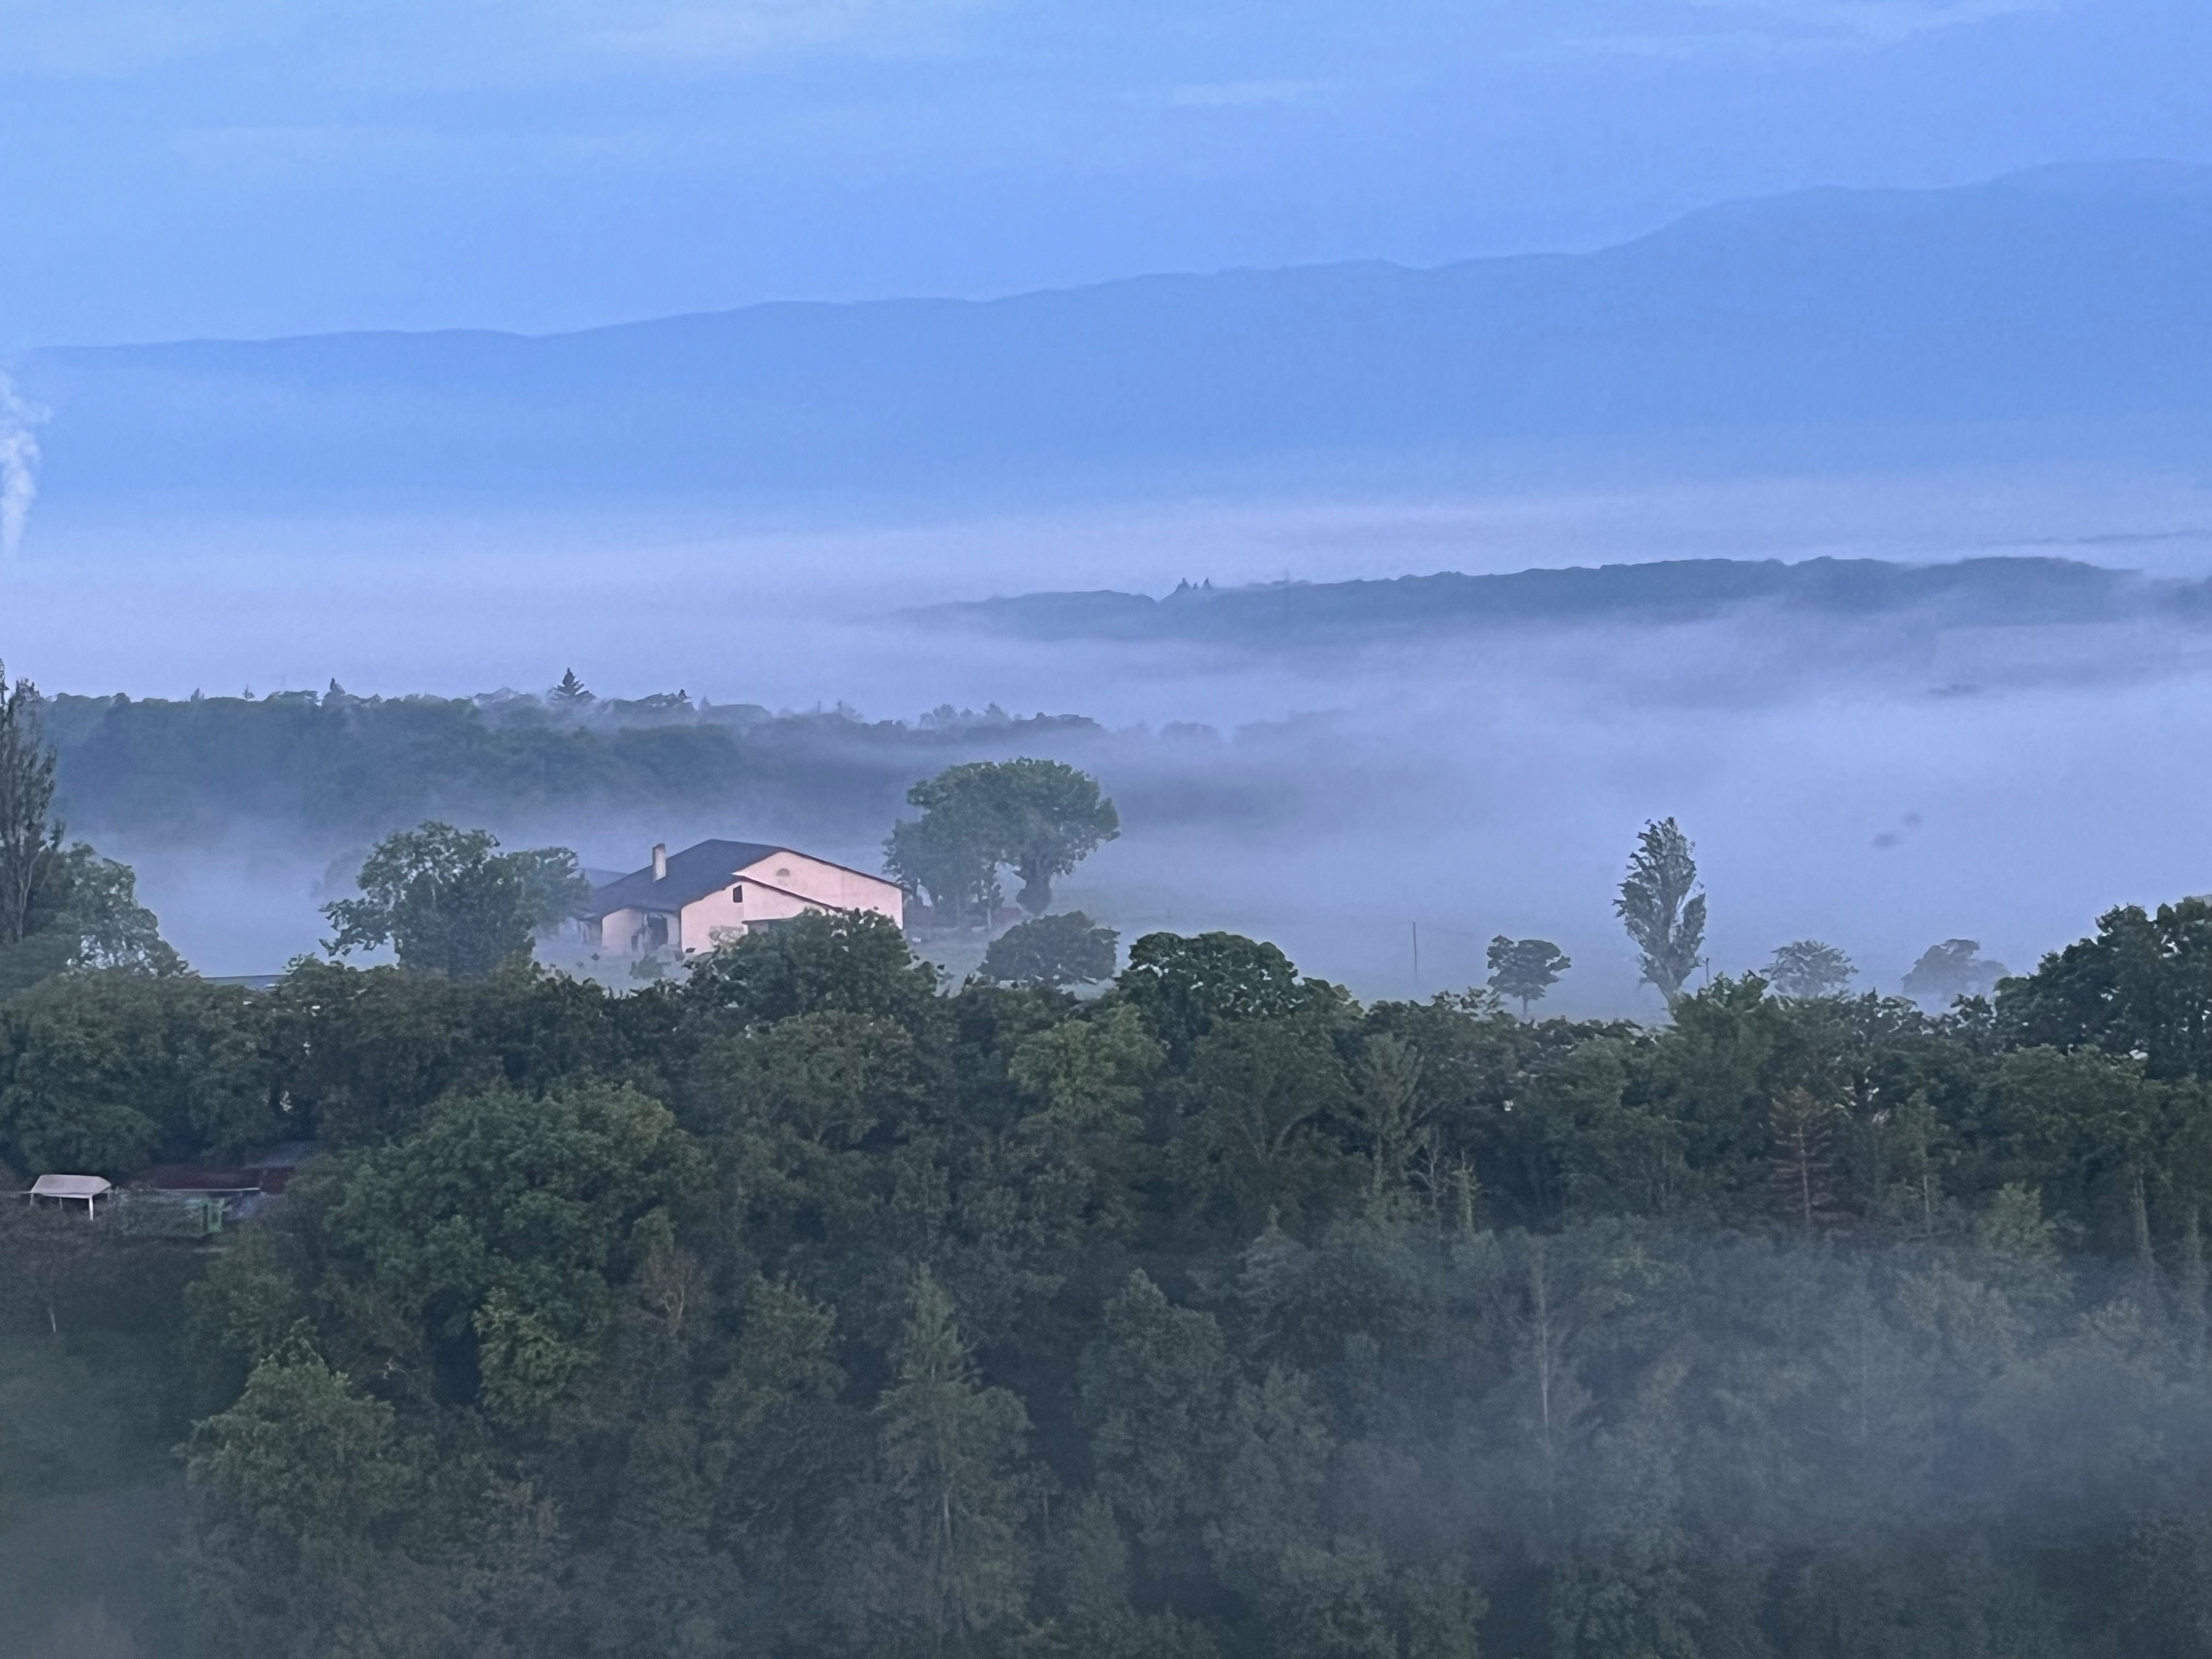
[0,373,46,560]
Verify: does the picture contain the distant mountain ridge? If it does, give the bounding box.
[11,161,2212,512]
[911,556,2208,645]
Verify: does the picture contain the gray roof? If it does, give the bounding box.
[591,840,785,917]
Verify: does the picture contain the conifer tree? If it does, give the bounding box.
[851,1268,1038,1653]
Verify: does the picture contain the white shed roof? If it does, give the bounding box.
[29,1174,112,1200]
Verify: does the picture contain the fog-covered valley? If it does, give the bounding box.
[11,464,2212,1007]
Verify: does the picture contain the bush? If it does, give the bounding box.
[981,913,1119,988]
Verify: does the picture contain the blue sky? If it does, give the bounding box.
[2,0,2208,347]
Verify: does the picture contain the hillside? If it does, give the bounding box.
[10,161,2212,512]
[26,901,2212,1657]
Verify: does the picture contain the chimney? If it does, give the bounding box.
[651,844,668,880]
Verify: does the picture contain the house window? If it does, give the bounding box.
[731,884,744,902]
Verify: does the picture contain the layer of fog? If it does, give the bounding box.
[9,465,2212,1008]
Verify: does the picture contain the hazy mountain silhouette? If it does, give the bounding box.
[12,161,2212,511]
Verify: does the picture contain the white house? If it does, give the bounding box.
[591,839,905,957]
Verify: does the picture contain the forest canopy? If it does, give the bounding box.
[14,897,2212,1655]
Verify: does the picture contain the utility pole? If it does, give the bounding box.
[1411,921,1420,991]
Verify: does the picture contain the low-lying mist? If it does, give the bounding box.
[11,466,2212,1005]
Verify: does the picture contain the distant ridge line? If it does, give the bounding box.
[911,556,2205,644]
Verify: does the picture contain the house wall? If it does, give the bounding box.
[738,850,905,926]
[671,851,904,953]
[678,881,805,949]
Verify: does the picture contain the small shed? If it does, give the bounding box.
[27,1174,113,1217]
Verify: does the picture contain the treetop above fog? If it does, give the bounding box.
[886,757,1119,922]
[322,821,591,980]
[1617,815,1706,1005]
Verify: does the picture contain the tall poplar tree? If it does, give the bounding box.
[0,663,60,947]
[1615,818,1705,1007]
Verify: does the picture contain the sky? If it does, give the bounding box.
[3,0,2211,349]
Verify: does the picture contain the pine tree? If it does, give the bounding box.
[1079,1272,1236,1545]
[848,1268,1039,1655]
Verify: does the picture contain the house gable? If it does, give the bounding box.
[595,839,905,954]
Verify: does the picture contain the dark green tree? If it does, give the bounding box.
[0,842,183,998]
[185,1349,424,1563]
[1034,1494,1220,1659]
[1996,900,2212,1079]
[886,801,1004,930]
[709,1274,857,1577]
[693,1009,923,1149]
[840,1267,1040,1654]
[982,911,1119,988]
[891,759,1119,919]
[1616,818,1705,1007]
[1184,1014,1356,1234]
[325,1080,692,1422]
[506,844,595,936]
[984,758,1120,914]
[684,907,942,1029]
[1080,1270,1236,1545]
[1117,931,1321,1060]
[54,844,180,974]
[0,973,273,1175]
[1004,1005,1163,1238]
[255,953,624,1147]
[1488,936,1571,1015]
[323,821,584,978]
[1765,939,1855,998]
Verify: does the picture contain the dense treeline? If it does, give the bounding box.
[18,905,2212,1655]
[41,686,1102,841]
